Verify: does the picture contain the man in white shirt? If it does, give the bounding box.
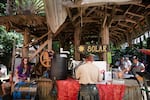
[76,54,101,100]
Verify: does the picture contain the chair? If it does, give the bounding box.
[136,72,150,100]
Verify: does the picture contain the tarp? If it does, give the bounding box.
[57,78,125,100]
[139,49,150,55]
[43,0,67,33]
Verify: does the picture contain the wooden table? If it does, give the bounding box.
[123,79,143,100]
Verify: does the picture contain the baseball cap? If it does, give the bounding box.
[133,56,138,60]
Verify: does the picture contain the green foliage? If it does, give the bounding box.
[0,26,23,57]
[0,2,6,16]
[112,47,144,64]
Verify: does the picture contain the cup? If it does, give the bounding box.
[27,77,30,82]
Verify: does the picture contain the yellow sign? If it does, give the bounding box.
[78,45,107,53]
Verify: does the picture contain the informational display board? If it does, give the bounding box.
[93,61,107,72]
[93,61,107,80]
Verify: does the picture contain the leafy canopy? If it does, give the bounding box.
[0,26,23,56]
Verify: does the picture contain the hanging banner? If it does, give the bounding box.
[43,0,67,33]
[107,52,112,64]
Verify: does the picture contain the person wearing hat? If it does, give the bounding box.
[75,54,101,100]
[131,56,145,76]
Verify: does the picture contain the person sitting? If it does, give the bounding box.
[1,72,13,94]
[131,56,145,76]
[1,72,13,100]
[124,57,132,73]
[117,57,127,73]
[15,57,31,82]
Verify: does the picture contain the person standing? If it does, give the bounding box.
[76,54,101,100]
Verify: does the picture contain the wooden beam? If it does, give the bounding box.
[146,4,150,9]
[108,5,116,27]
[75,17,99,26]
[117,28,127,32]
[63,0,142,8]
[105,6,123,12]
[126,32,133,47]
[109,36,117,43]
[66,7,72,20]
[108,16,126,27]
[54,22,69,36]
[111,27,126,32]
[102,16,107,28]
[82,7,88,16]
[72,13,80,21]
[137,22,144,31]
[145,15,150,28]
[126,12,144,18]
[118,23,131,28]
[124,5,133,15]
[113,16,126,21]
[29,40,48,61]
[111,30,125,38]
[110,33,122,41]
[94,9,110,17]
[125,18,137,24]
[133,3,146,8]
[24,32,48,48]
[131,27,138,38]
[86,7,97,17]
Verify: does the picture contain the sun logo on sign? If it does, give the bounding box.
[78,45,85,53]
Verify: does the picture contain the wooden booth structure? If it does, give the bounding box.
[0,0,150,72]
[0,0,150,99]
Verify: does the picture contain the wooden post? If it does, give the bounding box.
[101,25,109,60]
[74,25,80,60]
[101,24,109,70]
[22,29,30,57]
[48,31,53,50]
